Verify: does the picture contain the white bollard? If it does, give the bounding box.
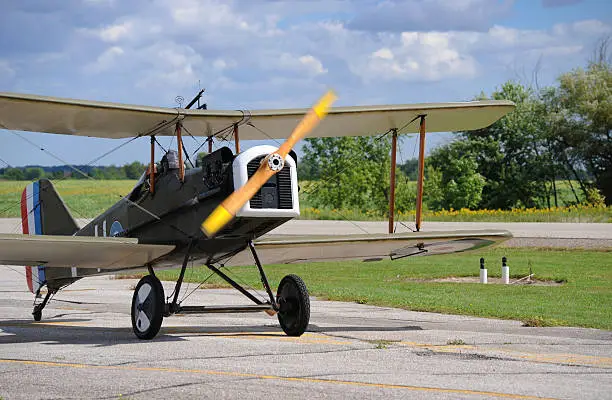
[501,256,510,284]
[480,257,487,284]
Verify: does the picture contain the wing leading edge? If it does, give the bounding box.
[0,91,515,140]
[0,234,175,270]
[221,229,512,266]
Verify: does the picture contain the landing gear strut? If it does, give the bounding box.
[32,289,53,322]
[129,240,311,340]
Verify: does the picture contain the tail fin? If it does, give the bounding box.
[21,179,79,293]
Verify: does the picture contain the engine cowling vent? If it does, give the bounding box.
[247,156,293,209]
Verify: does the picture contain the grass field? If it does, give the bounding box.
[1,179,609,222]
[300,205,612,222]
[0,180,136,218]
[150,247,612,330]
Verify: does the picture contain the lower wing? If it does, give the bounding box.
[220,229,512,266]
[0,233,175,270]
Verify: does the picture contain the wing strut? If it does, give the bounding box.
[388,129,398,233]
[176,122,185,182]
[233,123,241,153]
[149,136,155,193]
[415,115,427,232]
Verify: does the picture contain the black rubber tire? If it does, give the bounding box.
[131,275,165,340]
[33,309,42,322]
[276,274,310,336]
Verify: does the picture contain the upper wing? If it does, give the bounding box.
[0,233,175,270]
[0,92,515,139]
[220,229,512,266]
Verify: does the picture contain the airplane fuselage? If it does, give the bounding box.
[77,145,299,269]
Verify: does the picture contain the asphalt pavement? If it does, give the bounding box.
[1,219,611,399]
[1,269,611,399]
[1,218,612,248]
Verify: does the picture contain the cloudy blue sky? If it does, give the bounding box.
[0,0,610,167]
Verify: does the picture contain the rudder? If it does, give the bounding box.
[21,179,79,293]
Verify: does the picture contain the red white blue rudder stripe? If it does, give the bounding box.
[21,181,46,293]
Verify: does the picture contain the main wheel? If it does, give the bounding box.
[276,274,310,336]
[131,275,165,340]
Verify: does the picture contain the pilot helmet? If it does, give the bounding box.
[161,150,180,171]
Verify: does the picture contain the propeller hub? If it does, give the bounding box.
[267,153,285,172]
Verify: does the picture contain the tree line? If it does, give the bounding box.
[0,161,148,181]
[299,39,611,213]
[0,152,212,181]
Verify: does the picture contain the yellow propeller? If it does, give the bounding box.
[201,90,337,237]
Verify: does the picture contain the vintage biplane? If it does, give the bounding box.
[0,90,514,339]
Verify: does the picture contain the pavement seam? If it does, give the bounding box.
[0,358,560,400]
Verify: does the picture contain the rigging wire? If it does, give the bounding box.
[245,122,283,146]
[189,109,250,159]
[0,125,198,293]
[1,127,194,241]
[5,129,95,180]
[178,269,215,304]
[394,134,417,233]
[0,156,11,168]
[120,195,195,240]
[154,136,168,153]
[2,262,44,290]
[0,129,141,220]
[299,116,424,234]
[246,121,374,235]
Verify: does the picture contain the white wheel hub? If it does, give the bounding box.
[134,283,152,332]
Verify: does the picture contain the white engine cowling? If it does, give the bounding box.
[232,145,300,218]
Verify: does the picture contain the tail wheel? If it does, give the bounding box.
[276,274,310,336]
[131,275,164,340]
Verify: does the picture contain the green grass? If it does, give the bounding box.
[0,180,136,218]
[152,247,612,330]
[299,205,612,222]
[298,179,611,222]
[1,179,609,222]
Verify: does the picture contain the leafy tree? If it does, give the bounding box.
[429,81,555,210]
[123,161,146,179]
[24,167,45,180]
[297,157,320,181]
[426,149,485,210]
[196,152,208,168]
[542,44,612,204]
[399,158,418,180]
[301,136,418,216]
[302,136,388,214]
[2,168,24,180]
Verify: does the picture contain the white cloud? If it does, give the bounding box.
[169,0,255,31]
[213,58,234,71]
[4,1,610,108]
[348,0,514,32]
[84,46,124,74]
[134,43,204,90]
[570,19,612,35]
[264,53,328,77]
[2,0,612,168]
[372,48,394,60]
[98,21,132,42]
[0,60,16,80]
[355,31,478,82]
[298,55,328,75]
